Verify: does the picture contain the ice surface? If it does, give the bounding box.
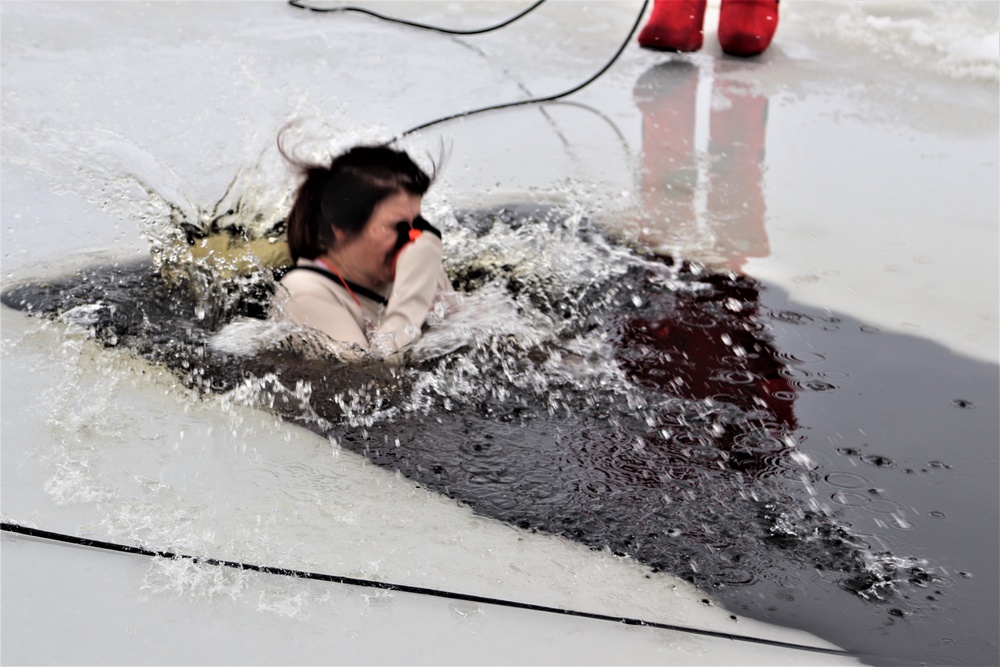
[2,0,996,664]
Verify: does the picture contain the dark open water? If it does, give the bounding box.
[2,206,997,665]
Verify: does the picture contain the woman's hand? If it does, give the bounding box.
[392,217,441,279]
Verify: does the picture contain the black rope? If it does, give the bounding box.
[1,521,854,657]
[288,0,547,35]
[393,0,651,141]
[287,0,651,142]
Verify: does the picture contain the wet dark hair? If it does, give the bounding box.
[279,133,435,263]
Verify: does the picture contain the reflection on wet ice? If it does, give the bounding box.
[634,58,770,270]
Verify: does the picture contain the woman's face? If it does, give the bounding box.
[336,190,423,289]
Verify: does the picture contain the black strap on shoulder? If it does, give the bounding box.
[286,266,389,307]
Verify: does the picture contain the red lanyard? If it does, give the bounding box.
[316,258,361,308]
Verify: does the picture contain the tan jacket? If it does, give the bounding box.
[273,233,451,357]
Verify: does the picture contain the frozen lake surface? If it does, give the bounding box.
[2,1,997,665]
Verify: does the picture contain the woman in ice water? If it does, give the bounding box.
[272,139,451,357]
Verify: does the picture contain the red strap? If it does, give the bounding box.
[316,257,361,308]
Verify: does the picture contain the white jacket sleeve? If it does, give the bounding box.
[371,232,447,354]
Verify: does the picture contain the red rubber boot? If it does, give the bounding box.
[637,0,708,53]
[717,0,779,57]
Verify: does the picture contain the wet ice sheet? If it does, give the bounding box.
[2,1,997,665]
[2,536,855,666]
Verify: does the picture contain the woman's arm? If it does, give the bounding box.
[370,232,445,354]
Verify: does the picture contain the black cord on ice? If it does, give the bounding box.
[287,0,650,142]
[1,521,854,657]
[393,0,650,141]
[287,0,547,35]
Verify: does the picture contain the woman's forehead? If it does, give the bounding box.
[374,191,421,219]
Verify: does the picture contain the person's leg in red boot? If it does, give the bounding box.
[637,0,708,53]
[717,0,779,57]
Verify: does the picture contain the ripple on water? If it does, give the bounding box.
[825,471,871,489]
[681,445,730,463]
[772,311,816,325]
[922,638,1000,666]
[713,369,761,385]
[790,378,838,392]
[732,431,792,454]
[714,565,758,587]
[866,498,906,514]
[832,491,871,507]
[678,310,721,329]
[457,458,512,485]
[776,350,828,365]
